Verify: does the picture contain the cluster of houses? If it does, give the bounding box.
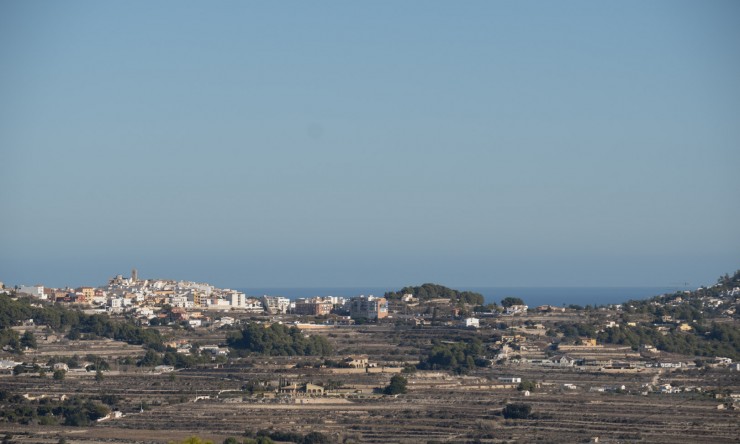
[489,334,738,373]
[12,270,392,324]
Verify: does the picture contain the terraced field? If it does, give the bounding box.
[1,321,738,443]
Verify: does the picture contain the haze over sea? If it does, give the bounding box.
[237,286,689,308]
[3,2,737,293]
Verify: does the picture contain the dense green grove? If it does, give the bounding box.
[0,391,109,426]
[416,338,490,373]
[552,270,740,359]
[179,430,334,444]
[596,270,740,359]
[0,293,164,351]
[226,323,333,356]
[383,375,408,395]
[385,283,484,305]
[596,322,740,360]
[0,329,36,354]
[501,403,531,419]
[137,349,215,368]
[500,297,525,307]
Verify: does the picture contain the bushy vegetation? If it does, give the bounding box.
[517,380,536,392]
[556,322,597,341]
[66,313,164,350]
[543,270,740,359]
[174,438,215,444]
[502,403,531,419]
[622,269,739,319]
[226,323,333,356]
[500,297,525,307]
[385,283,484,305]
[0,393,109,426]
[383,375,408,395]
[136,349,215,368]
[0,294,164,351]
[243,430,334,444]
[181,431,334,444]
[417,338,490,373]
[0,329,22,354]
[597,322,740,359]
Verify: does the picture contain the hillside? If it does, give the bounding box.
[384,283,484,305]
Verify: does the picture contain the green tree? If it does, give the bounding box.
[501,297,525,308]
[53,369,66,380]
[417,338,486,373]
[517,380,536,392]
[138,349,162,367]
[20,331,37,349]
[383,375,408,395]
[502,403,531,419]
[176,437,214,444]
[0,330,20,353]
[299,432,332,444]
[227,323,332,356]
[385,283,483,305]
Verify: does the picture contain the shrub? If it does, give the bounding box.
[383,375,408,395]
[502,403,531,419]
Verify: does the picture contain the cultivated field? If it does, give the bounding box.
[1,315,739,443]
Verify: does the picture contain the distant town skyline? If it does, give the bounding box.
[1,1,738,289]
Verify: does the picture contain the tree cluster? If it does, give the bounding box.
[385,283,484,305]
[170,431,334,444]
[226,323,333,356]
[517,380,536,392]
[66,313,164,350]
[0,294,164,351]
[383,375,408,395]
[417,338,489,373]
[556,323,596,341]
[0,393,109,426]
[500,297,525,308]
[597,322,740,359]
[240,429,334,444]
[502,403,531,419]
[136,349,214,368]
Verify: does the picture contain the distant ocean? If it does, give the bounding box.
[235,286,688,308]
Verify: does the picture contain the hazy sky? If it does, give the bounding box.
[1,1,738,289]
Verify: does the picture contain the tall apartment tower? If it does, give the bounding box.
[131,268,138,282]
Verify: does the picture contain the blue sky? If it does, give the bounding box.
[1,1,738,288]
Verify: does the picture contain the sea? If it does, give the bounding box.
[235,286,689,308]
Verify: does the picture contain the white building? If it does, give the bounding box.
[17,285,45,299]
[244,297,264,312]
[108,297,123,311]
[169,296,192,308]
[462,317,480,328]
[136,307,156,319]
[229,292,247,308]
[505,305,528,315]
[262,296,291,314]
[498,377,522,384]
[205,298,230,310]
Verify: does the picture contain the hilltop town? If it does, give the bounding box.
[0,271,738,443]
[10,269,387,326]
